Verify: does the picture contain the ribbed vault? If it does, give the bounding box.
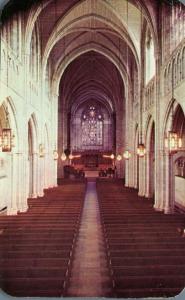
[60,51,124,114]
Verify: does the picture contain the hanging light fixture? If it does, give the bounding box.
[110,153,115,160]
[165,131,182,152]
[53,150,58,160]
[164,2,182,153]
[116,154,122,161]
[123,150,131,160]
[137,143,146,157]
[69,153,73,160]
[0,106,15,152]
[61,152,67,161]
[137,6,146,158]
[53,143,58,160]
[137,118,146,158]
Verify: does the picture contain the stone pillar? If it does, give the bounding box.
[32,152,39,198]
[145,152,150,198]
[164,152,174,214]
[125,159,131,187]
[17,153,28,213]
[7,153,18,215]
[153,150,164,211]
[129,155,135,188]
[38,155,44,197]
[138,157,145,196]
[53,159,58,187]
[115,160,123,178]
[153,45,163,210]
[133,154,138,189]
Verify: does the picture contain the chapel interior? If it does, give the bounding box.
[1,0,185,298]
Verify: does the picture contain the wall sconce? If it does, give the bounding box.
[39,144,45,158]
[116,154,122,161]
[123,150,131,160]
[53,150,58,160]
[61,153,67,161]
[137,143,146,157]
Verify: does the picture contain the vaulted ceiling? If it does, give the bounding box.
[59,51,124,114]
[2,0,160,111]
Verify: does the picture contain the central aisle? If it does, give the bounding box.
[67,180,112,297]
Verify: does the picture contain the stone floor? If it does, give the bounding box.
[67,181,112,297]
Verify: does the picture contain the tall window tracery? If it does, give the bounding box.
[81,105,103,146]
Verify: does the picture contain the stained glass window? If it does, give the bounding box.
[81,105,103,146]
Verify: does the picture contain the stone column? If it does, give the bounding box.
[138,157,145,196]
[128,155,135,188]
[32,152,39,198]
[125,159,131,187]
[145,151,150,198]
[164,152,174,214]
[17,152,28,213]
[7,153,18,215]
[153,150,165,211]
[133,153,138,189]
[53,159,58,187]
[37,154,44,197]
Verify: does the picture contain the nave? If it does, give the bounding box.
[0,179,185,298]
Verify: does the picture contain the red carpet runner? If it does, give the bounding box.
[97,179,185,298]
[0,181,85,297]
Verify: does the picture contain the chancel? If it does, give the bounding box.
[0,0,185,298]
